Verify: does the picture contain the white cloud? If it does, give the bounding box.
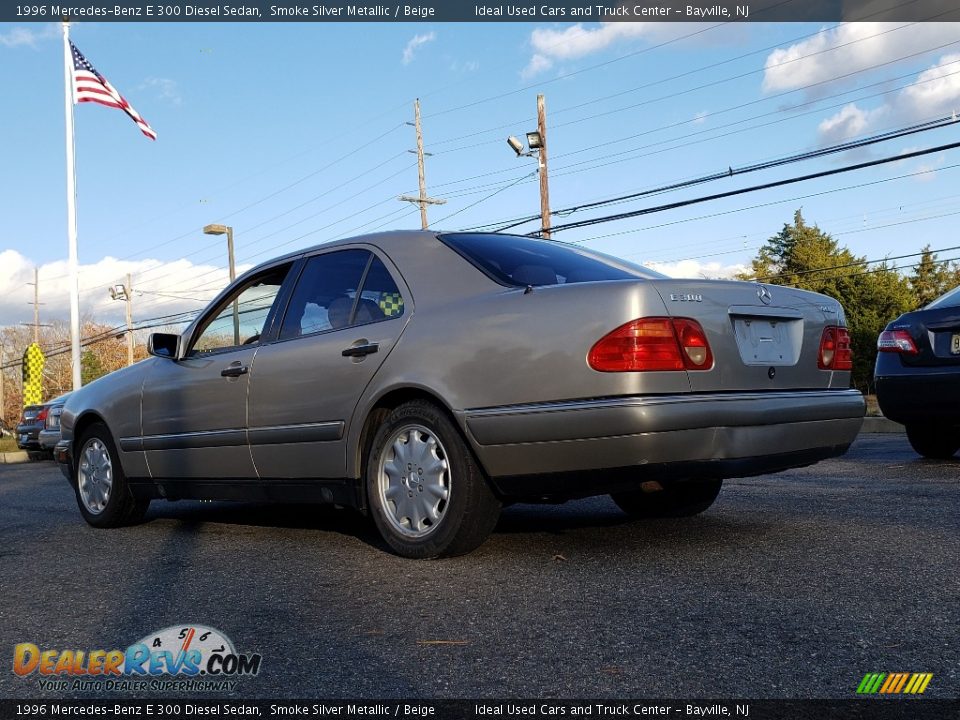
[692,111,709,125]
[901,52,960,116]
[913,161,943,182]
[644,259,748,280]
[817,103,886,144]
[140,77,181,105]
[402,32,436,65]
[814,53,960,143]
[762,23,960,94]
[522,23,652,78]
[0,251,247,328]
[0,24,59,49]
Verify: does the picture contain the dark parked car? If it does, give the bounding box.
[38,394,72,453]
[57,231,864,558]
[16,402,53,461]
[876,285,960,458]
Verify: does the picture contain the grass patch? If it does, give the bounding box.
[0,435,19,453]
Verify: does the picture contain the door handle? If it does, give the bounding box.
[221,364,249,377]
[341,342,379,358]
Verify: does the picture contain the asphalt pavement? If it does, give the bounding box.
[0,435,956,700]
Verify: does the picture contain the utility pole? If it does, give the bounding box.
[22,267,53,343]
[0,343,5,429]
[27,267,46,344]
[123,273,134,365]
[536,94,552,239]
[398,98,445,228]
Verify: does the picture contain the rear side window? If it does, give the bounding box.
[439,232,665,287]
[358,256,405,321]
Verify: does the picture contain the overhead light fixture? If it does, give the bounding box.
[109,284,126,301]
[203,224,228,236]
[506,136,524,156]
[526,131,543,150]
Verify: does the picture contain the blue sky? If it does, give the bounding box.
[2,20,960,327]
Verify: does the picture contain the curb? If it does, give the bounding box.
[861,416,904,434]
[0,451,30,464]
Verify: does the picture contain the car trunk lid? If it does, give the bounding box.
[647,279,846,392]
[885,306,960,367]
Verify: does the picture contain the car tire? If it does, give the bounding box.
[27,451,43,462]
[366,400,501,559]
[610,478,723,518]
[74,422,150,528]
[905,424,960,459]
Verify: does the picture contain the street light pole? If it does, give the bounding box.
[203,224,239,345]
[108,275,135,366]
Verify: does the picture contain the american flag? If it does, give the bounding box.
[70,41,156,141]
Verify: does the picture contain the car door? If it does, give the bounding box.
[140,262,295,479]
[247,247,410,479]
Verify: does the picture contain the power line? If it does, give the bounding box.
[424,39,960,219]
[543,141,960,236]
[546,114,960,222]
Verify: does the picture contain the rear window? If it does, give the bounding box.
[439,233,665,287]
[926,285,960,309]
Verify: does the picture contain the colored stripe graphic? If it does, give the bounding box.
[858,672,932,694]
[857,673,886,694]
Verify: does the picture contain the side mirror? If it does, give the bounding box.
[148,333,181,359]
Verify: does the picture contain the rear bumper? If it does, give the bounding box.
[876,372,960,426]
[464,389,865,484]
[15,427,41,450]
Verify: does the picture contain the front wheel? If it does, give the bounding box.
[74,423,150,528]
[366,400,501,559]
[905,424,960,459]
[611,478,722,519]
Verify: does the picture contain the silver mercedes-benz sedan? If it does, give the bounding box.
[57,231,865,557]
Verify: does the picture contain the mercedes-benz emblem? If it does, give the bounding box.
[757,284,773,305]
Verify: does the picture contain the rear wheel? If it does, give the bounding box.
[611,478,722,518]
[905,424,960,459]
[74,423,150,528]
[366,400,501,559]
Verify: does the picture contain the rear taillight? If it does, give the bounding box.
[877,329,918,355]
[818,326,853,370]
[35,407,49,424]
[588,317,713,372]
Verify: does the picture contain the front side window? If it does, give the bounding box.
[278,250,405,340]
[279,250,371,340]
[190,265,291,354]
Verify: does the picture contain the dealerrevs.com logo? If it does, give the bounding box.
[13,624,262,692]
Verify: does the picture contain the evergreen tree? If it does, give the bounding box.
[908,245,955,308]
[745,210,913,392]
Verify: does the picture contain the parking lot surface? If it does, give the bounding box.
[0,435,956,699]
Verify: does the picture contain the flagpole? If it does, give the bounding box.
[62,20,82,390]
